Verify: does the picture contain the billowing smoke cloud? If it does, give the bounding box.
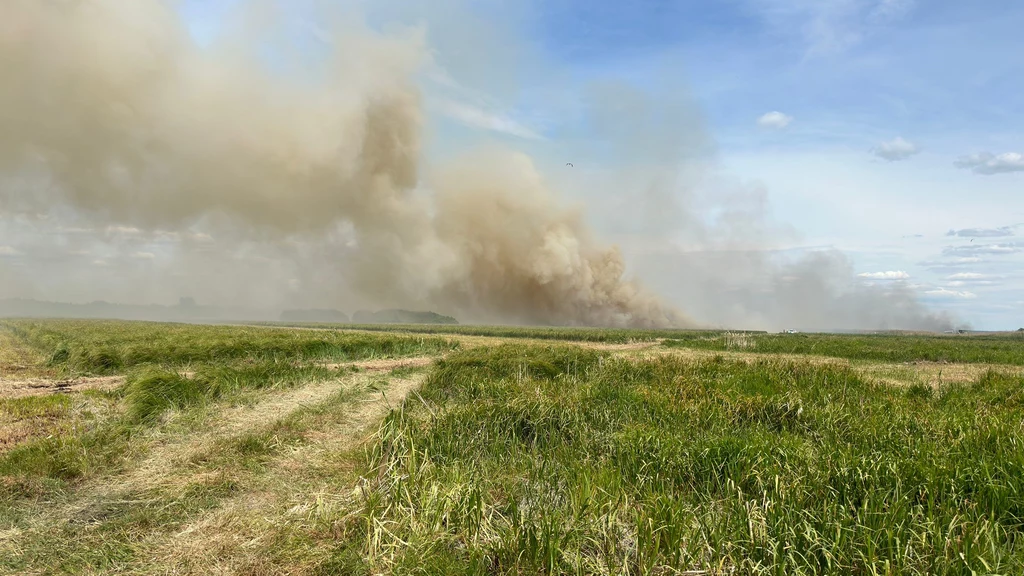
[0,0,955,331]
[0,0,683,328]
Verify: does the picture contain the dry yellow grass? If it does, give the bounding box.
[0,329,53,381]
[141,374,427,575]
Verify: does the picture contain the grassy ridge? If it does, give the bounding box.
[337,344,1024,574]
[664,331,1024,365]
[1,319,459,374]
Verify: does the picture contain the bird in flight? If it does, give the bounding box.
[566,162,573,167]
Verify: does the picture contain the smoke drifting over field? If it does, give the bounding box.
[0,0,954,331]
[0,0,682,327]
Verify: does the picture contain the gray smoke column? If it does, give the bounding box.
[0,0,685,327]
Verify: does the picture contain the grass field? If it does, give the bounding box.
[1,319,1023,575]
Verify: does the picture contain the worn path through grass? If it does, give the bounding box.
[1,363,430,575]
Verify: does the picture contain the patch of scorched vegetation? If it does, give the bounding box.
[663,331,1024,365]
[330,344,1024,575]
[1,319,460,375]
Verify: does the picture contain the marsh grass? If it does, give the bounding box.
[256,321,753,344]
[2,319,459,375]
[0,361,358,488]
[664,331,1024,365]
[4,320,1024,575]
[338,345,1024,575]
[0,371,403,574]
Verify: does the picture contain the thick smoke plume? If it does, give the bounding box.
[0,0,684,328]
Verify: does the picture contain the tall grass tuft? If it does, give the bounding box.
[342,345,1024,575]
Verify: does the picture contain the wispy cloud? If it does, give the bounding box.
[745,0,916,55]
[870,0,915,20]
[924,287,977,299]
[948,280,998,287]
[872,137,920,162]
[946,273,1002,287]
[919,257,985,268]
[955,152,1024,175]
[946,227,1015,238]
[943,243,1021,257]
[757,111,793,129]
[0,246,20,256]
[131,252,156,260]
[858,270,909,279]
[106,225,142,235]
[437,100,543,140]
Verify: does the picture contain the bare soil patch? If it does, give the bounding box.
[323,355,435,372]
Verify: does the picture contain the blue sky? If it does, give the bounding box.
[388,0,1024,329]
[174,0,1022,329]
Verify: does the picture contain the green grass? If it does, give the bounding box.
[0,361,358,485]
[254,321,756,344]
[664,331,1024,365]
[0,374,400,575]
[1,319,459,374]
[0,394,73,421]
[4,319,1024,574]
[335,345,1024,575]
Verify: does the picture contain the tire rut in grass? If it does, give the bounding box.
[138,373,428,574]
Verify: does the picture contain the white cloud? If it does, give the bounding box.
[925,288,977,299]
[955,152,1024,175]
[106,225,142,235]
[437,100,543,140]
[919,257,986,269]
[132,251,156,260]
[948,280,997,287]
[0,246,19,256]
[757,111,793,129]
[947,272,987,280]
[872,137,920,162]
[92,259,109,266]
[857,270,909,279]
[943,243,1021,257]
